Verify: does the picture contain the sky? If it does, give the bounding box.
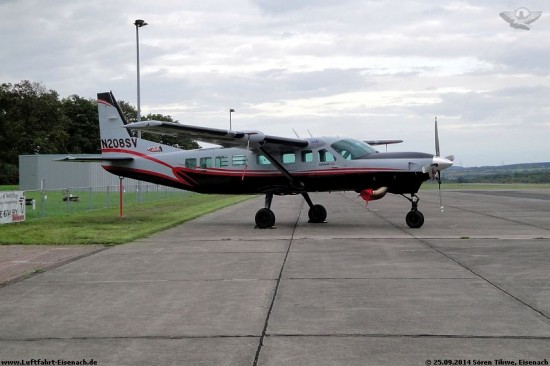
[1,0,549,167]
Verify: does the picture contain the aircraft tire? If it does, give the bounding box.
[308,204,327,223]
[255,208,276,229]
[406,210,424,228]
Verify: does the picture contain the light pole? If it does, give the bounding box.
[134,19,147,204]
[134,19,148,125]
[229,108,235,130]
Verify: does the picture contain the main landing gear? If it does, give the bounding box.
[302,192,327,223]
[255,193,276,229]
[402,194,424,229]
[254,192,327,229]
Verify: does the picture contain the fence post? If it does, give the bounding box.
[40,179,46,217]
[119,177,124,218]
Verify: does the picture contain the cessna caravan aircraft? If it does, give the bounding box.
[66,91,454,229]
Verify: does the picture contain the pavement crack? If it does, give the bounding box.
[422,195,550,232]
[342,192,550,323]
[252,199,304,366]
[413,236,550,323]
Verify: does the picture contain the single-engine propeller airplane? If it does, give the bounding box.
[64,91,454,228]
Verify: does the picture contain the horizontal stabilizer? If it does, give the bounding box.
[56,155,133,162]
[365,139,403,146]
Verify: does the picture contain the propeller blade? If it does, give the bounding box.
[435,116,440,157]
[433,117,452,213]
[437,171,444,212]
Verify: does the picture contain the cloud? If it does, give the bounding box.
[1,0,549,166]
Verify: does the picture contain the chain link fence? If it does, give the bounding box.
[23,183,188,220]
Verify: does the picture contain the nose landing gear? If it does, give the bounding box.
[402,194,424,229]
[302,192,327,223]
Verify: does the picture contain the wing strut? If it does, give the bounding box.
[258,146,304,190]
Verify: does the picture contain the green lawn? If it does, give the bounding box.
[2,182,548,246]
[0,185,18,191]
[0,193,253,245]
[23,187,187,219]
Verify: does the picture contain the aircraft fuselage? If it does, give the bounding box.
[101,138,435,196]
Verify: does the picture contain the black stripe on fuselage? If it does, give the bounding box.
[181,170,430,195]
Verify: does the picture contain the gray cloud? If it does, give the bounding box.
[1,0,549,166]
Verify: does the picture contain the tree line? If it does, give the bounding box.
[0,80,199,185]
[451,172,550,184]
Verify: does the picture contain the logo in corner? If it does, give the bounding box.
[147,146,163,153]
[500,8,542,30]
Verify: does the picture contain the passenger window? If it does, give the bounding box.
[215,156,228,168]
[232,154,247,166]
[282,152,296,164]
[200,157,212,168]
[185,158,197,168]
[257,155,271,165]
[318,149,336,162]
[301,150,313,163]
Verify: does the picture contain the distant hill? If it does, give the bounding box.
[443,162,550,183]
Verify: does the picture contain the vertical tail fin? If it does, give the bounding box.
[97,91,133,142]
[97,91,181,154]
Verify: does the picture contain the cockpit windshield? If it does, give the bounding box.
[331,139,377,160]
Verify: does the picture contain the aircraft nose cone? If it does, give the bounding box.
[433,156,454,171]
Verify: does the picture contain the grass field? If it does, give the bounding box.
[2,182,548,246]
[0,193,253,245]
[22,186,187,219]
[0,185,18,191]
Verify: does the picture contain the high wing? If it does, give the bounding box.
[125,120,309,150]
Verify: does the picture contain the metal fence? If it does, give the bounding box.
[23,183,188,220]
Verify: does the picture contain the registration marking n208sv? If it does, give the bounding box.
[101,138,138,149]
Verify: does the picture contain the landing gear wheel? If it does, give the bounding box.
[255,208,276,229]
[406,210,424,229]
[308,204,327,223]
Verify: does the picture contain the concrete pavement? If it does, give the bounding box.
[0,189,549,365]
[0,245,105,286]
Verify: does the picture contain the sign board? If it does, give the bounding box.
[0,191,26,224]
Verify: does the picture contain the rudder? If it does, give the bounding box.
[97,91,182,155]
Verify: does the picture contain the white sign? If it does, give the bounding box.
[0,191,26,224]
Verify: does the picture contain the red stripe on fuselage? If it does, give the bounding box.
[102,165,193,188]
[102,148,174,170]
[174,167,400,177]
